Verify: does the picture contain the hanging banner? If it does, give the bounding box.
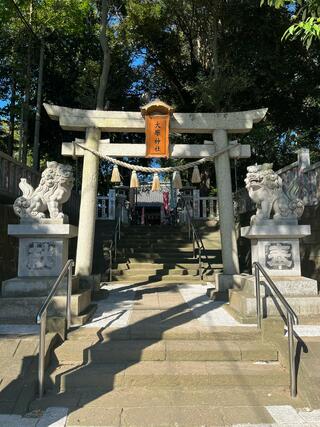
[145,115,170,158]
[163,191,169,214]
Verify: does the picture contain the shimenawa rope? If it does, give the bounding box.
[73,142,240,173]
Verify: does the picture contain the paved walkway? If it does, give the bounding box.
[1,405,320,426]
[83,283,256,330]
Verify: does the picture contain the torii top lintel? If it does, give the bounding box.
[43,103,267,135]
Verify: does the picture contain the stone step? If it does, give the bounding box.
[110,275,209,283]
[0,289,92,323]
[48,360,288,391]
[30,385,298,412]
[114,262,223,270]
[102,278,216,286]
[118,238,220,245]
[121,231,188,237]
[72,304,97,327]
[29,386,305,424]
[117,243,195,250]
[1,276,80,298]
[54,339,278,364]
[123,226,185,231]
[118,238,192,244]
[112,269,214,278]
[68,325,261,342]
[229,289,320,321]
[105,276,208,286]
[118,254,209,261]
[124,248,219,254]
[234,275,318,297]
[115,257,220,265]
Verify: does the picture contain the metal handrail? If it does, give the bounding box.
[181,196,212,279]
[108,217,121,282]
[36,259,74,399]
[253,262,298,398]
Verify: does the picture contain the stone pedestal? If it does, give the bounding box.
[2,223,78,297]
[0,221,95,325]
[228,274,319,324]
[241,221,310,277]
[228,221,319,323]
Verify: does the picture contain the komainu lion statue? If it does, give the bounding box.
[245,163,304,225]
[14,161,74,220]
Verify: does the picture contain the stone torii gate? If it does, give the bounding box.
[44,103,267,289]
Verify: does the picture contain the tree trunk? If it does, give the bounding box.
[8,79,16,157]
[211,10,220,112]
[18,102,24,162]
[96,0,111,110]
[21,43,31,165]
[33,42,45,170]
[21,1,33,165]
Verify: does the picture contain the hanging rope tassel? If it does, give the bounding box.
[130,170,139,188]
[172,171,182,189]
[191,166,201,184]
[110,164,121,183]
[151,173,161,192]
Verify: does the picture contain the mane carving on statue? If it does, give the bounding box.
[13,161,74,221]
[245,163,304,225]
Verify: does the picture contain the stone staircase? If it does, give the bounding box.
[107,224,222,284]
[50,328,284,391]
[25,267,311,425]
[28,320,306,425]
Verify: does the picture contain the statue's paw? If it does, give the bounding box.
[32,212,45,218]
[57,212,65,219]
[250,215,257,225]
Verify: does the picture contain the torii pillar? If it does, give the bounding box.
[213,129,240,288]
[75,127,101,276]
[44,103,267,287]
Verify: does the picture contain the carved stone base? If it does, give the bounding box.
[8,224,78,277]
[3,223,78,299]
[241,222,311,277]
[2,276,80,297]
[0,289,93,324]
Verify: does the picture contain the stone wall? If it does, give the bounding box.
[237,204,320,283]
[0,205,19,285]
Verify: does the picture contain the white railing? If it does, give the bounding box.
[0,151,40,200]
[97,189,219,222]
[192,189,218,220]
[199,196,218,219]
[96,196,110,219]
[96,190,116,220]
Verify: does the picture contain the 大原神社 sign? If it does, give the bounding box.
[142,99,174,159]
[145,114,169,158]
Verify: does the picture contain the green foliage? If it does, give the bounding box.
[0,0,319,191]
[261,0,320,48]
[0,0,136,163]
